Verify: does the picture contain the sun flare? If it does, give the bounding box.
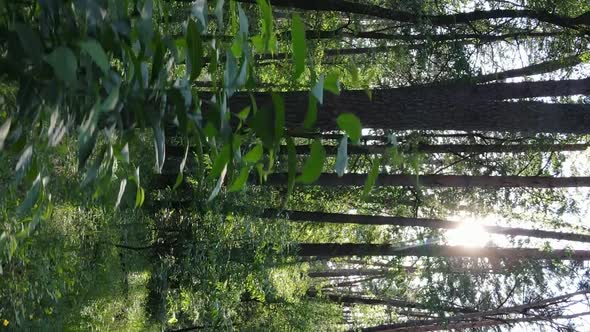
[446,222,489,247]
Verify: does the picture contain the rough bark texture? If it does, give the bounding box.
[266,173,590,188]
[219,79,590,133]
[236,0,590,29]
[263,209,590,242]
[296,243,590,260]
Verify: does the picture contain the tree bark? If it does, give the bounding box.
[236,0,590,29]
[262,209,590,243]
[309,269,389,277]
[306,290,474,313]
[296,243,590,260]
[285,143,589,155]
[266,173,590,188]
[289,30,562,43]
[220,79,590,133]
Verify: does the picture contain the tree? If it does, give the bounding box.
[262,209,590,242]
[236,0,590,30]
[267,173,590,188]
[296,243,590,260]
[216,80,590,132]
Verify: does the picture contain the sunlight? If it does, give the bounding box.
[446,222,489,247]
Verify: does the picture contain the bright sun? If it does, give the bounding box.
[445,222,489,247]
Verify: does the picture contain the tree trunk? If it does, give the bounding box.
[286,143,588,155]
[309,269,388,277]
[220,80,590,133]
[296,243,590,260]
[236,0,590,29]
[262,209,590,243]
[266,173,590,188]
[291,30,562,43]
[306,290,474,313]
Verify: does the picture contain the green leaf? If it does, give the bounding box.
[78,102,100,169]
[337,113,362,144]
[210,144,231,179]
[272,93,285,142]
[135,186,145,208]
[79,39,110,74]
[186,19,204,81]
[115,179,127,210]
[191,0,208,30]
[291,14,306,79]
[362,157,380,198]
[303,94,317,130]
[101,84,120,111]
[244,144,263,164]
[286,136,297,200]
[250,106,274,149]
[325,72,340,95]
[256,0,275,52]
[173,143,190,190]
[237,106,251,121]
[151,34,165,84]
[335,136,348,177]
[229,166,249,192]
[237,3,249,38]
[311,74,324,104]
[15,23,43,63]
[153,125,165,173]
[17,175,41,217]
[44,46,78,85]
[0,117,11,150]
[15,145,33,174]
[297,139,325,184]
[208,165,227,201]
[117,143,130,163]
[214,0,225,29]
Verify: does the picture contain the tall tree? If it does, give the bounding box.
[266,174,590,188]
[262,209,590,242]
[236,0,590,30]
[296,243,590,260]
